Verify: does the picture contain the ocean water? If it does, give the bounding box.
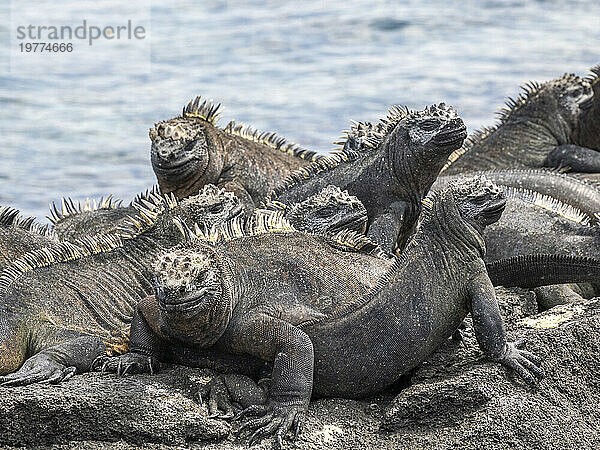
[0,0,598,219]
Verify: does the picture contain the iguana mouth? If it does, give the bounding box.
[434,127,468,149]
[330,212,368,234]
[483,198,507,223]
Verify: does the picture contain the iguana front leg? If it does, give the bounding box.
[367,201,408,253]
[546,144,600,172]
[225,314,314,447]
[218,179,255,213]
[0,333,105,387]
[468,272,544,386]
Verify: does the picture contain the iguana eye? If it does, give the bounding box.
[419,119,440,131]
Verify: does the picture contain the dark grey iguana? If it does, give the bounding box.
[49,184,367,242]
[95,177,561,445]
[0,184,376,386]
[442,67,599,174]
[0,186,244,384]
[0,206,59,271]
[435,168,600,304]
[150,96,320,210]
[263,184,368,235]
[268,103,468,252]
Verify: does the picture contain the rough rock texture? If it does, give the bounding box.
[2,288,599,449]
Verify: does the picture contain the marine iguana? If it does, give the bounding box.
[50,184,367,241]
[0,206,59,271]
[442,67,599,174]
[0,186,244,385]
[268,103,468,251]
[150,96,320,210]
[264,184,368,235]
[95,177,560,446]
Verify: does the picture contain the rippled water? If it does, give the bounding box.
[0,0,598,219]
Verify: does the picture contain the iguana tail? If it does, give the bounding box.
[486,254,600,288]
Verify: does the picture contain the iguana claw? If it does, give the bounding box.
[0,353,76,387]
[496,340,544,387]
[237,401,306,448]
[91,352,160,376]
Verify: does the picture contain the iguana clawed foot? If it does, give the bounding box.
[91,352,160,376]
[0,353,76,387]
[495,340,544,387]
[236,400,306,448]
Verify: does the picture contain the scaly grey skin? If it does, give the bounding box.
[49,192,154,241]
[268,103,468,252]
[0,185,244,385]
[435,168,600,303]
[96,177,553,446]
[150,96,320,211]
[0,206,59,271]
[442,68,599,174]
[265,185,368,236]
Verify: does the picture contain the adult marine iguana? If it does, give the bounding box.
[49,184,367,241]
[0,186,244,385]
[442,67,599,174]
[96,177,562,446]
[268,103,468,251]
[0,183,375,386]
[0,206,59,271]
[150,96,320,210]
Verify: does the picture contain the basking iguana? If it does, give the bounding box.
[268,103,468,251]
[150,96,321,210]
[442,67,599,174]
[50,184,367,241]
[435,168,600,303]
[263,184,368,235]
[0,206,59,270]
[0,184,376,386]
[95,177,562,446]
[0,186,244,384]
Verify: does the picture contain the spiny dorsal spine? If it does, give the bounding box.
[0,233,123,292]
[182,96,222,124]
[175,210,383,256]
[224,120,320,162]
[0,206,56,238]
[118,191,179,239]
[501,186,595,226]
[48,194,123,225]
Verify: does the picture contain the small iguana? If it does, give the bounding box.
[150,97,321,210]
[268,103,468,251]
[0,206,59,270]
[0,185,244,384]
[96,177,559,446]
[442,66,599,174]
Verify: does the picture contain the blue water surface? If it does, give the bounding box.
[0,0,598,219]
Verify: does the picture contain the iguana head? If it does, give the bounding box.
[128,185,243,245]
[150,97,224,199]
[382,103,467,182]
[153,246,230,346]
[506,73,593,137]
[451,176,507,232]
[280,185,368,235]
